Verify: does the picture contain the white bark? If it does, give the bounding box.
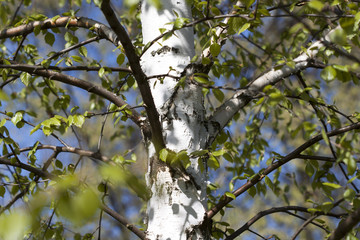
[141,1,208,239]
[209,30,333,134]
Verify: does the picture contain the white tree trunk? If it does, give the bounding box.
[141,1,208,239]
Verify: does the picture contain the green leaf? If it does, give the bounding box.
[0,186,5,197]
[305,161,315,177]
[117,54,125,66]
[210,43,221,57]
[0,90,9,101]
[0,211,31,239]
[98,67,105,78]
[344,188,356,202]
[0,118,6,127]
[174,17,188,29]
[191,150,208,156]
[322,182,341,189]
[55,159,63,169]
[329,28,347,45]
[212,149,225,157]
[45,32,55,46]
[225,192,236,199]
[11,112,23,126]
[248,186,256,197]
[264,176,274,191]
[343,154,356,175]
[30,124,41,135]
[79,46,87,57]
[208,154,220,170]
[308,0,324,11]
[237,23,251,34]
[72,55,83,63]
[321,66,336,81]
[354,12,360,31]
[194,76,209,84]
[213,88,224,102]
[72,115,85,128]
[20,72,31,86]
[159,148,169,162]
[229,17,244,34]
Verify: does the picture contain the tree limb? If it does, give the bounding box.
[207,26,335,138]
[328,206,360,240]
[0,17,119,46]
[101,204,148,240]
[225,206,345,240]
[0,64,131,74]
[0,61,150,136]
[0,154,55,180]
[206,121,360,219]
[0,144,111,163]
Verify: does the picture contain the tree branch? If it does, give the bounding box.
[206,121,360,219]
[0,64,131,74]
[0,154,55,180]
[0,17,119,46]
[225,206,345,240]
[291,215,319,240]
[101,204,148,240]
[0,61,150,136]
[0,151,58,214]
[208,28,334,136]
[328,206,360,240]
[100,0,165,153]
[0,144,111,163]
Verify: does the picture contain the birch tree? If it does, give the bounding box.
[0,0,360,239]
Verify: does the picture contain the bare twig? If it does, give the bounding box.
[291,215,319,240]
[45,36,101,62]
[100,204,148,240]
[0,144,111,163]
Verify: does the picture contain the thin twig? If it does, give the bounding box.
[100,204,148,240]
[45,36,101,62]
[12,34,27,61]
[291,215,319,240]
[297,73,359,193]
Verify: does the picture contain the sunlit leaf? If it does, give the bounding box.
[210,43,221,57]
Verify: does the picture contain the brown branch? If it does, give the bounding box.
[297,155,336,162]
[0,64,131,74]
[45,36,101,61]
[0,61,149,135]
[0,152,55,181]
[291,215,319,240]
[0,17,119,46]
[225,206,345,240]
[101,204,148,240]
[0,151,59,214]
[206,122,360,219]
[328,206,360,240]
[0,144,110,163]
[100,0,165,153]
